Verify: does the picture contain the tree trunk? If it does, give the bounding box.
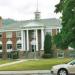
[2,49,7,60]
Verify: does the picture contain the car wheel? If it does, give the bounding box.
[58,69,68,75]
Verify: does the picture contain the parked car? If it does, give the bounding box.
[51,60,75,75]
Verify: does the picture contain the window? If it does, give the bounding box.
[70,61,75,65]
[7,44,12,49]
[17,39,21,49]
[32,45,36,52]
[17,44,21,49]
[0,33,2,37]
[0,41,2,50]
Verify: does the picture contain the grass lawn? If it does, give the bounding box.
[0,58,73,71]
[0,59,14,65]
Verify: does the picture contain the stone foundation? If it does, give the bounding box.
[18,50,44,59]
[19,51,25,59]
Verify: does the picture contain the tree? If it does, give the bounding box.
[55,0,75,49]
[44,33,52,54]
[53,33,62,48]
[43,33,52,58]
[55,0,64,13]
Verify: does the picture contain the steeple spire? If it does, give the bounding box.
[34,0,40,20]
[36,0,38,11]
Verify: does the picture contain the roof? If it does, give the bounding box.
[0,18,61,31]
[23,21,44,28]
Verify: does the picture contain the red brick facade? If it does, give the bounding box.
[2,32,7,50]
[2,32,7,59]
[0,16,3,28]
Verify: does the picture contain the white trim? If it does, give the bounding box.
[0,29,21,32]
[0,50,12,52]
[0,41,2,44]
[21,30,24,51]
[36,29,38,51]
[27,29,29,51]
[7,40,12,44]
[17,39,21,44]
[45,27,62,29]
[41,28,44,50]
[21,27,44,31]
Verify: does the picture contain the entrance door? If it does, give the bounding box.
[31,39,36,52]
[32,45,36,52]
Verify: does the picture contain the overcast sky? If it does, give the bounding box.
[0,0,61,20]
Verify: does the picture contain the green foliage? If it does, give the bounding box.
[44,33,52,55]
[53,33,68,49]
[10,51,19,59]
[69,42,75,49]
[53,33,62,48]
[55,0,64,13]
[42,53,52,58]
[0,59,14,65]
[55,0,75,49]
[0,58,72,70]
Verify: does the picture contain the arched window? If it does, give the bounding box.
[0,41,2,50]
[17,39,21,49]
[7,40,12,49]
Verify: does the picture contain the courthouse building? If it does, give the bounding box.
[0,11,61,58]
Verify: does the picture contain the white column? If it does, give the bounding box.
[26,29,29,51]
[41,28,44,50]
[59,28,61,33]
[23,31,26,50]
[35,29,38,51]
[21,30,24,50]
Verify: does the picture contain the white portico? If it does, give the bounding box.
[21,21,45,52]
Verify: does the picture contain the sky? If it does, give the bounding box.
[0,0,61,21]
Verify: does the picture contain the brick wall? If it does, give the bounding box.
[2,32,7,50]
[0,16,3,28]
[2,32,7,59]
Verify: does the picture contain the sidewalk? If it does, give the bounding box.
[0,70,51,74]
[0,59,28,67]
[0,59,39,67]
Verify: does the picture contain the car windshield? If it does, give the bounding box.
[68,60,75,65]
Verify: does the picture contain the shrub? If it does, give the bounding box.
[44,33,52,54]
[42,53,52,58]
[10,51,19,59]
